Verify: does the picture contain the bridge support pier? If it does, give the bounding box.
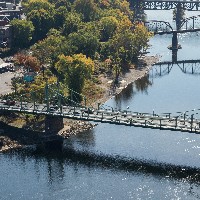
[45,115,64,134]
[176,3,184,31]
[171,32,180,63]
[172,32,178,49]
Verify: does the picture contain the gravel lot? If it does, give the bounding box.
[0,71,15,95]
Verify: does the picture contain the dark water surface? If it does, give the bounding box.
[1,10,200,200]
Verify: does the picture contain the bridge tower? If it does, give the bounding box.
[44,82,64,134]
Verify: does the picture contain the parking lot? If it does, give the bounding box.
[0,71,15,95]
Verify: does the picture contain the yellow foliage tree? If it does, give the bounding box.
[55,54,94,101]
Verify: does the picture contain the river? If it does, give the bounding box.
[1,10,200,200]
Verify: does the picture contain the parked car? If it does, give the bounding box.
[4,99,15,106]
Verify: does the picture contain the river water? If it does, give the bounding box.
[1,10,200,200]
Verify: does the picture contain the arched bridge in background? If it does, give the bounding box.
[1,82,200,134]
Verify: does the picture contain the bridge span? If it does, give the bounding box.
[130,0,200,11]
[1,100,200,134]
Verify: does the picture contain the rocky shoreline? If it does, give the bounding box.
[0,55,159,153]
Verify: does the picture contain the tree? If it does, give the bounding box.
[67,22,100,58]
[99,16,118,41]
[27,9,55,41]
[54,6,68,29]
[14,53,40,72]
[10,19,34,48]
[55,54,94,101]
[132,23,153,58]
[23,0,55,15]
[62,12,82,36]
[32,29,77,65]
[107,22,152,67]
[73,0,99,22]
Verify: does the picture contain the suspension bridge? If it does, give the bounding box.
[1,82,200,134]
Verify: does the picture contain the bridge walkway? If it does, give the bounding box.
[1,100,200,134]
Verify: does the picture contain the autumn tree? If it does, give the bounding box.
[14,53,40,72]
[55,54,94,101]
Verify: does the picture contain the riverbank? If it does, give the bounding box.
[95,55,160,106]
[0,55,159,152]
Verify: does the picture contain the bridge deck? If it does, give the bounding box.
[131,0,200,11]
[1,101,199,134]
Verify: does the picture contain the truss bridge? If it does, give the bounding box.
[130,0,200,11]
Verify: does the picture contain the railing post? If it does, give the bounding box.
[193,16,195,29]
[71,90,73,104]
[191,114,194,132]
[98,103,101,110]
[175,116,178,128]
[57,81,62,113]
[130,118,132,126]
[84,97,86,107]
[20,95,23,110]
[58,94,62,113]
[183,112,186,125]
[31,92,36,111]
[45,82,49,112]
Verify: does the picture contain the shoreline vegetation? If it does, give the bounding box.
[0,55,159,153]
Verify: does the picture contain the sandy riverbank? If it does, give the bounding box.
[0,55,160,152]
[95,55,160,106]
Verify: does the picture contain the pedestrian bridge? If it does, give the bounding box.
[1,98,200,134]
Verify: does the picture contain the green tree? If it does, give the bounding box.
[55,53,94,101]
[54,6,68,29]
[108,23,152,67]
[27,9,55,41]
[32,29,76,66]
[10,19,34,48]
[23,0,55,15]
[67,23,100,58]
[73,0,98,22]
[62,12,82,36]
[99,16,118,41]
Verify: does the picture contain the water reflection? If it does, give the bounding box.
[134,75,152,94]
[114,76,152,110]
[5,147,200,185]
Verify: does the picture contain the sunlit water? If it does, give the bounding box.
[1,10,200,200]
